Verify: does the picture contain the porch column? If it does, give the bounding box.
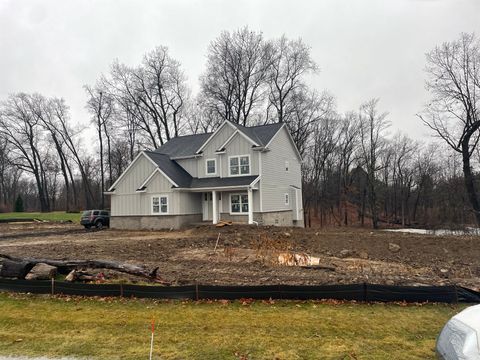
[212,190,218,224]
[247,188,253,225]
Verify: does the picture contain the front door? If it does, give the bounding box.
[202,192,213,221]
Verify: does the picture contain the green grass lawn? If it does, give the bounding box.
[0,293,464,360]
[0,211,81,222]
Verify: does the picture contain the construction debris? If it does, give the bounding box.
[388,243,401,252]
[278,252,321,266]
[216,220,233,227]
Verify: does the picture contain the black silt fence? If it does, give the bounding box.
[0,279,479,303]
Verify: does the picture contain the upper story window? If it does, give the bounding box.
[206,159,217,175]
[229,155,250,176]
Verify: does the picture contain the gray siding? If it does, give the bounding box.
[111,194,145,216]
[221,134,259,177]
[111,154,156,216]
[261,127,303,213]
[199,124,235,178]
[115,155,156,195]
[176,158,198,177]
[111,154,202,216]
[176,192,202,214]
[146,171,173,193]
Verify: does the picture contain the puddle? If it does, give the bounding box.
[383,227,480,236]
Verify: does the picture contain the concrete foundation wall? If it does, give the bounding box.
[111,214,202,230]
[112,211,302,230]
[219,210,303,227]
[219,213,249,223]
[257,210,293,227]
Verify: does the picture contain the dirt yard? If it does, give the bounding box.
[0,222,479,290]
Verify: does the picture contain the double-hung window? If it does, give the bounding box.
[231,194,249,214]
[152,195,168,214]
[206,159,216,175]
[229,155,250,176]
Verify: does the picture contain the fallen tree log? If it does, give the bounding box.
[0,254,169,285]
[0,259,32,278]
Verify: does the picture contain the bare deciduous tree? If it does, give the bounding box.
[200,27,273,126]
[392,134,418,226]
[282,89,335,157]
[0,94,52,211]
[101,47,188,149]
[337,112,360,225]
[419,32,480,224]
[359,98,390,229]
[0,135,21,210]
[85,84,115,209]
[267,36,318,123]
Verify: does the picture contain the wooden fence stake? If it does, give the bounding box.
[214,233,221,253]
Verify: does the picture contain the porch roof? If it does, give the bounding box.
[184,175,259,190]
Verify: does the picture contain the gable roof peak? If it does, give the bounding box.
[155,120,285,158]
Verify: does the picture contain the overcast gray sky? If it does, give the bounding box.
[1,0,479,141]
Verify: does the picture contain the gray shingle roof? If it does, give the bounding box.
[189,175,259,189]
[249,123,284,145]
[155,132,212,158]
[229,122,263,145]
[143,151,192,188]
[154,122,284,157]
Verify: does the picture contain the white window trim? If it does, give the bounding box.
[151,194,169,215]
[229,193,249,215]
[205,158,217,176]
[285,193,290,206]
[228,154,251,177]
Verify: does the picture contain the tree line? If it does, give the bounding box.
[0,29,479,228]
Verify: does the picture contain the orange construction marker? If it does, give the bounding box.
[149,318,155,360]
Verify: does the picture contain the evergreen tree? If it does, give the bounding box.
[14,195,24,212]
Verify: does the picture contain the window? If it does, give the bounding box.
[206,159,216,175]
[285,160,289,172]
[229,155,250,176]
[152,195,168,214]
[285,193,289,206]
[231,193,249,214]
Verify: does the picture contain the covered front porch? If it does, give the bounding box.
[178,175,260,225]
[202,188,256,225]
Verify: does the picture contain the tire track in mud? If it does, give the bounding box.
[0,228,86,241]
